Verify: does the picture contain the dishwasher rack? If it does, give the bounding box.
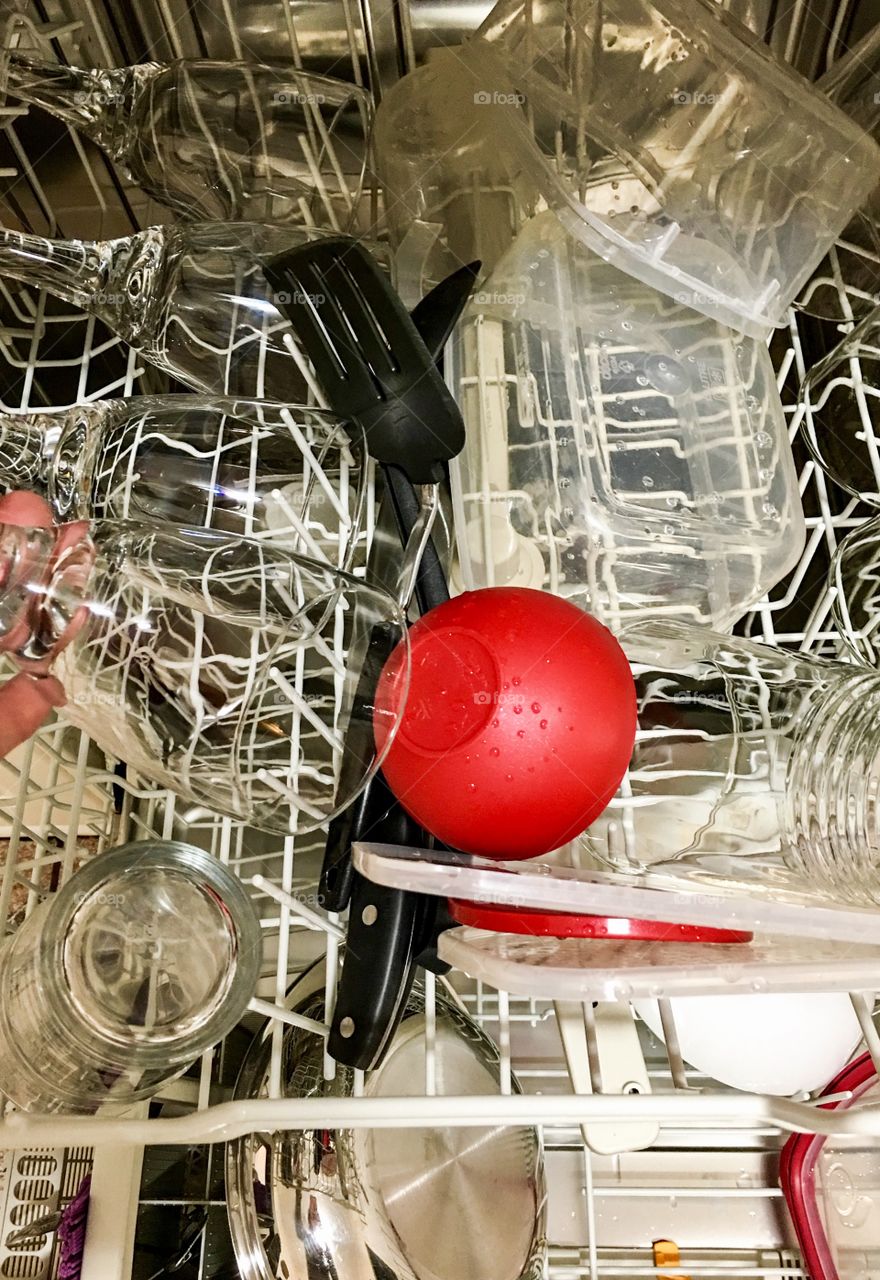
[0,0,879,1277]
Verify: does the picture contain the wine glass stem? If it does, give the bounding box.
[0,230,110,309]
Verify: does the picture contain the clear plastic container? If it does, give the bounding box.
[473,0,880,336]
[448,212,805,629]
[374,2,880,337]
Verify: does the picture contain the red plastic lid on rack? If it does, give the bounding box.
[781,1053,880,1280]
[352,843,880,945]
[448,898,752,943]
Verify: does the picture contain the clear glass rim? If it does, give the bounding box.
[829,516,880,664]
[41,840,262,1068]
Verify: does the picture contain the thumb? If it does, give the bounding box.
[0,672,65,757]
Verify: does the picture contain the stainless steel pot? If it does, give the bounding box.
[226,964,546,1280]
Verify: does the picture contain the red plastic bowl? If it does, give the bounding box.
[373,587,637,859]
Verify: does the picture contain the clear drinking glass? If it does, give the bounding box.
[0,222,370,402]
[449,212,805,629]
[829,515,880,666]
[0,518,410,832]
[801,305,880,504]
[0,395,367,567]
[586,620,880,907]
[1,53,371,230]
[0,840,261,1113]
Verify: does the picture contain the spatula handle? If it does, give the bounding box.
[383,463,450,615]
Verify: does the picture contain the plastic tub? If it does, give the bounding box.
[375,0,880,336]
[448,212,805,628]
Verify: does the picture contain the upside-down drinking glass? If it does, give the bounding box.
[0,839,262,1113]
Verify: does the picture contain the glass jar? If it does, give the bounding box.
[0,840,261,1113]
[587,620,880,906]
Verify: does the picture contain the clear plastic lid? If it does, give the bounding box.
[353,843,880,946]
[437,926,880,1001]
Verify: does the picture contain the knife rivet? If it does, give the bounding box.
[339,1017,355,1038]
[362,905,378,925]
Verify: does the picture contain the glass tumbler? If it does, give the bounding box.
[586,620,880,907]
[0,840,262,1113]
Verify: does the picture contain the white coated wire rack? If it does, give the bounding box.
[0,0,879,1278]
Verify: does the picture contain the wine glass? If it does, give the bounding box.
[0,394,368,569]
[0,516,410,833]
[2,52,372,230]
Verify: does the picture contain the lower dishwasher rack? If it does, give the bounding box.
[0,0,880,1278]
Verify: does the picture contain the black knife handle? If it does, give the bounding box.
[328,875,439,1070]
[322,770,418,912]
[383,463,450,616]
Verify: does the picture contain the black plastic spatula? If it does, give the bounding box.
[264,239,476,1071]
[265,239,475,617]
[263,237,465,481]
